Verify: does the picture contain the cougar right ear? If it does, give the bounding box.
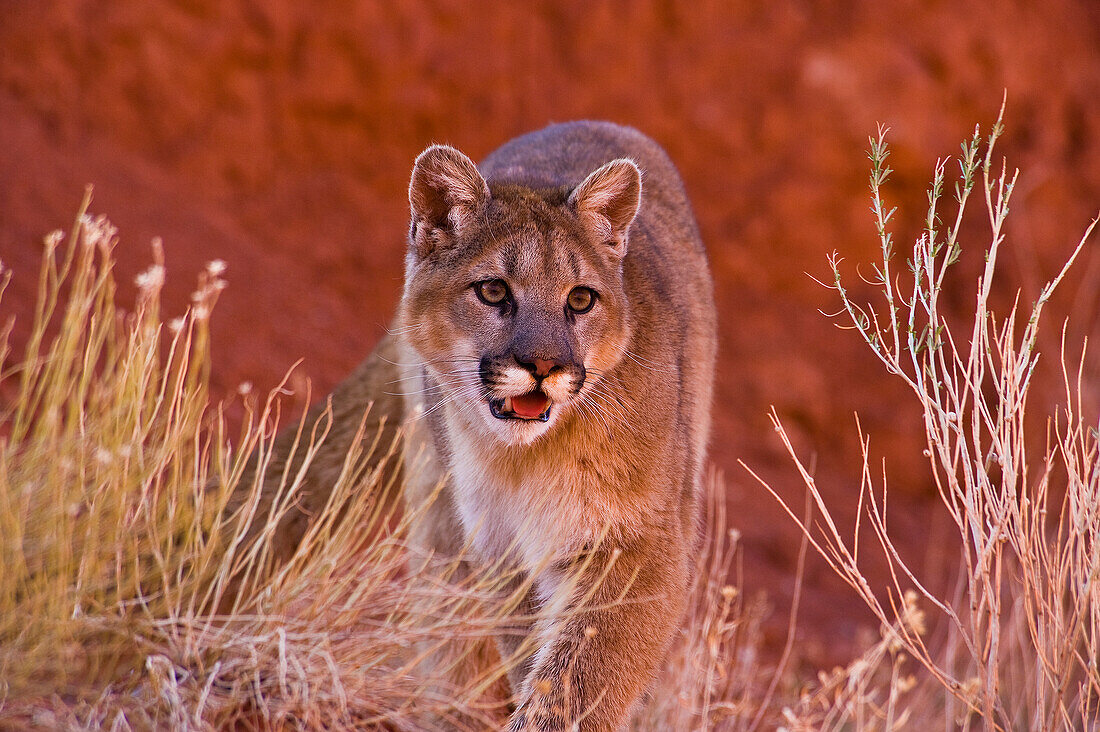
[408,145,489,258]
[569,158,641,259]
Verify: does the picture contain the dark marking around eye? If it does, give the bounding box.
[565,249,580,280]
[479,356,494,386]
[502,243,519,279]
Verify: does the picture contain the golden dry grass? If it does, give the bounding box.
[0,190,779,730]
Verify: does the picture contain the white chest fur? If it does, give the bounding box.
[446,422,610,570]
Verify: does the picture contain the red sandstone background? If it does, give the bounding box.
[2,1,1099,668]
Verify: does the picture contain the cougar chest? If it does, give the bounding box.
[447,427,608,569]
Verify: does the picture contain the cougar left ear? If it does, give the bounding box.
[569,158,641,258]
[408,144,490,258]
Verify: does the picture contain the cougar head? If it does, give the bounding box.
[399,144,640,445]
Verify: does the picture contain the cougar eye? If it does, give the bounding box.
[475,279,510,306]
[567,286,596,314]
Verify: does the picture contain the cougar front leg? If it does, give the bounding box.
[508,540,689,732]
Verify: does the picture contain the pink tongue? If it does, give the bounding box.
[511,392,550,418]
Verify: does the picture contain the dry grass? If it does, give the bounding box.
[0,190,781,730]
[751,105,1100,731]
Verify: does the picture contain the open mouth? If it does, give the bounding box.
[489,390,552,422]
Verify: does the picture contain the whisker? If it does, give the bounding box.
[384,385,444,398]
[574,393,616,436]
[376,354,482,368]
[623,349,677,374]
[583,376,639,421]
[592,379,637,412]
[591,371,645,418]
[384,322,424,335]
[418,390,468,421]
[385,368,480,386]
[414,375,486,421]
[585,391,632,426]
[450,386,492,422]
[386,368,483,398]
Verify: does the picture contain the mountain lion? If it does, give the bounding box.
[241,121,716,731]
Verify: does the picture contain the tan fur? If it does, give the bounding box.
[236,122,716,730]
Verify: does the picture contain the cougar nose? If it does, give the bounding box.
[516,355,562,378]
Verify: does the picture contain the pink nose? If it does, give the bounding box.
[532,358,556,377]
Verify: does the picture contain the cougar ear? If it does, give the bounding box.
[569,158,641,258]
[408,145,489,258]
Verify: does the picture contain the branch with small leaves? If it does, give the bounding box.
[759,102,1100,731]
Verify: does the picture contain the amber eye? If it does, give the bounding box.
[567,286,596,314]
[475,279,510,306]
